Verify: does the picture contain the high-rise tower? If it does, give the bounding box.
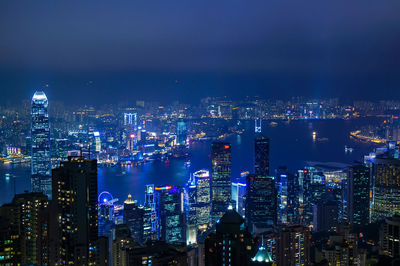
[0,192,49,265]
[211,142,232,223]
[155,185,186,244]
[194,169,211,232]
[246,175,277,232]
[255,135,270,176]
[347,164,370,226]
[52,157,98,265]
[176,119,187,146]
[371,157,400,222]
[31,91,51,198]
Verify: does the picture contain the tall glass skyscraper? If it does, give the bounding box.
[297,167,326,226]
[275,166,299,225]
[186,174,197,244]
[145,184,158,240]
[255,135,270,176]
[347,164,370,226]
[245,175,277,232]
[155,185,186,244]
[31,91,51,199]
[231,181,246,216]
[371,157,400,222]
[194,169,211,232]
[211,142,232,223]
[176,119,187,145]
[52,157,98,265]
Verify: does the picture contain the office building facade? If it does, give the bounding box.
[255,135,270,176]
[246,175,277,232]
[155,185,186,244]
[31,91,52,199]
[371,157,400,222]
[347,164,370,226]
[211,142,232,223]
[52,157,98,265]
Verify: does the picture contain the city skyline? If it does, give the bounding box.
[2,1,400,265]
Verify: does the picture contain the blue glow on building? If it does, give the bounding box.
[31,91,51,199]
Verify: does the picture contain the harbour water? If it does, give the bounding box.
[0,118,383,205]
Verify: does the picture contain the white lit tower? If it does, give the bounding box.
[31,91,52,199]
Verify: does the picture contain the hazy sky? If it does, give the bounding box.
[1,1,400,104]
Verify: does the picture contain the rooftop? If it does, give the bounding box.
[32,91,48,102]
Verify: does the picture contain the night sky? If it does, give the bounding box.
[1,1,400,104]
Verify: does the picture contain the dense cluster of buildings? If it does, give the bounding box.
[2,92,400,265]
[3,95,400,167]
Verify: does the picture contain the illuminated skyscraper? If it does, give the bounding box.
[176,119,187,145]
[211,142,232,223]
[124,194,145,244]
[93,131,101,152]
[186,170,212,244]
[347,164,370,226]
[31,91,51,199]
[297,167,326,226]
[186,175,197,244]
[142,206,153,242]
[123,112,138,129]
[194,170,211,232]
[52,157,98,265]
[371,157,400,222]
[155,185,186,244]
[276,166,299,225]
[145,184,158,239]
[231,181,246,216]
[246,175,277,232]
[255,135,270,176]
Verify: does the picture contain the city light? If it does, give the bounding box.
[1,3,399,264]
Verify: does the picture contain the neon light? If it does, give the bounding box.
[224,145,230,149]
[155,186,172,191]
[98,191,113,204]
